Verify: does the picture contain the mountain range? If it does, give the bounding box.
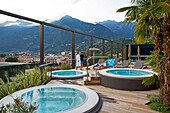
[0,15,135,54]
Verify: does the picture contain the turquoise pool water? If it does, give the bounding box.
[19,87,87,113]
[106,69,151,76]
[52,71,83,77]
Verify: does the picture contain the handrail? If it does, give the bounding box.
[39,63,53,68]
[0,9,125,44]
[0,9,125,66]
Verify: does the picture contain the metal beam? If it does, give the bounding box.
[0,9,43,24]
[0,10,114,42]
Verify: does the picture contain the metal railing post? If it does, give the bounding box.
[72,31,75,68]
[102,39,105,56]
[90,36,93,56]
[110,41,113,58]
[122,44,124,62]
[40,23,44,65]
[117,43,119,58]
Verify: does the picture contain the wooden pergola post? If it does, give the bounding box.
[122,44,124,62]
[72,31,75,68]
[40,23,44,65]
[102,39,105,56]
[110,41,113,58]
[90,36,93,56]
[117,43,119,58]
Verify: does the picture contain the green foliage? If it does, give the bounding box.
[117,0,170,44]
[147,94,170,113]
[0,78,18,99]
[142,74,159,87]
[0,97,38,113]
[145,51,158,71]
[5,57,18,62]
[147,94,161,103]
[60,64,71,70]
[0,67,50,100]
[40,68,51,85]
[16,67,50,89]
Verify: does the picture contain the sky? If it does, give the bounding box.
[0,0,131,23]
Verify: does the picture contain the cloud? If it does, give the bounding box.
[71,0,82,4]
[0,0,131,23]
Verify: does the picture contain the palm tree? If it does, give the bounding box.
[117,0,170,106]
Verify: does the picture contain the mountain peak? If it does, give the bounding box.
[60,15,80,22]
[0,16,134,53]
[62,15,73,19]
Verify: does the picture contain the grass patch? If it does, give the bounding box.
[147,94,170,113]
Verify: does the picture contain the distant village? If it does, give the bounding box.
[0,52,73,65]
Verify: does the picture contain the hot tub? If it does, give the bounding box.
[0,84,102,113]
[99,68,157,90]
[52,70,87,79]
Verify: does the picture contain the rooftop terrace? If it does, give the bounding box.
[47,79,159,113]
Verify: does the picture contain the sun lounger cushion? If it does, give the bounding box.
[107,59,116,67]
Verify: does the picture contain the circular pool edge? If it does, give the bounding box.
[99,68,158,91]
[52,70,87,79]
[0,84,102,113]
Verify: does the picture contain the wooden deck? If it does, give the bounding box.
[47,79,159,113]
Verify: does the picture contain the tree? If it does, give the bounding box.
[5,57,18,62]
[117,0,170,106]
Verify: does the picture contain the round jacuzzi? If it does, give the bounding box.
[99,68,157,90]
[52,70,87,79]
[0,84,102,113]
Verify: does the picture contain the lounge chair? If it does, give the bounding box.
[92,59,104,69]
[98,59,105,65]
[102,58,118,68]
[93,58,117,69]
[117,60,130,68]
[132,61,144,69]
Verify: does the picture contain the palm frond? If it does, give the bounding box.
[142,2,170,19]
[116,6,137,12]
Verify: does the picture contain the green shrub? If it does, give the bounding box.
[60,64,71,70]
[5,57,18,62]
[145,51,157,71]
[0,78,18,99]
[0,67,51,100]
[40,68,51,85]
[0,97,38,113]
[142,74,159,87]
[147,94,161,103]
[147,94,170,113]
[16,67,51,89]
